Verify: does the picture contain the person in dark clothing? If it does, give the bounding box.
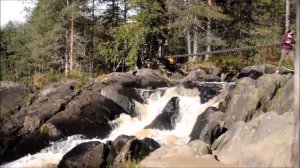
[277,29,295,71]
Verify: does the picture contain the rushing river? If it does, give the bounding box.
[2,82,232,168]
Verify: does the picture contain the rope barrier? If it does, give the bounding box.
[164,43,280,58]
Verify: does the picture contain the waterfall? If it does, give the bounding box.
[2,83,230,168]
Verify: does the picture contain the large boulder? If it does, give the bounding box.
[220,74,288,127]
[134,68,173,88]
[0,131,52,164]
[111,136,160,167]
[0,82,126,164]
[142,140,209,160]
[58,141,109,168]
[58,135,160,168]
[140,140,224,168]
[180,69,221,83]
[212,112,293,167]
[266,77,294,114]
[99,72,139,86]
[181,81,222,103]
[237,64,292,80]
[101,69,173,89]
[101,84,145,117]
[0,81,31,120]
[189,107,227,144]
[145,97,180,130]
[41,82,126,139]
[0,80,80,136]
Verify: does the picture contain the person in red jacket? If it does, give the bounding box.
[277,29,295,71]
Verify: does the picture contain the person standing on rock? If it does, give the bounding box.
[277,29,295,72]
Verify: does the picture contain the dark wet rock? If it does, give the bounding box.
[0,81,126,164]
[58,135,160,168]
[0,80,80,136]
[0,81,31,121]
[134,68,173,88]
[42,83,126,139]
[58,141,109,168]
[140,88,166,101]
[145,97,180,130]
[112,136,160,167]
[0,131,54,164]
[181,81,222,103]
[101,84,145,117]
[222,70,238,82]
[106,135,136,164]
[212,112,293,167]
[189,107,227,144]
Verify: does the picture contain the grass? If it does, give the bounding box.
[125,159,142,168]
[29,70,98,90]
[196,54,249,71]
[195,51,295,72]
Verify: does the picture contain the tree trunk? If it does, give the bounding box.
[91,0,95,73]
[192,28,198,62]
[65,0,70,75]
[158,40,162,58]
[124,0,128,21]
[69,0,75,71]
[187,30,192,62]
[285,0,290,33]
[205,0,212,61]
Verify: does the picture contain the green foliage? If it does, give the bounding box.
[21,93,36,106]
[125,159,142,168]
[5,107,18,117]
[197,54,249,71]
[248,54,264,65]
[98,23,147,69]
[67,70,84,80]
[0,0,296,81]
[216,55,249,71]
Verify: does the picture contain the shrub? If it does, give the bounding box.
[96,73,108,83]
[125,159,141,168]
[32,73,48,88]
[214,54,248,71]
[46,73,64,83]
[67,70,84,79]
[248,54,264,65]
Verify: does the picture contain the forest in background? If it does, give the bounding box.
[0,0,297,83]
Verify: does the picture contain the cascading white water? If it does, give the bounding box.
[2,83,230,168]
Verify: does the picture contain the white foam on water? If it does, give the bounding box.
[2,84,229,168]
[2,135,103,168]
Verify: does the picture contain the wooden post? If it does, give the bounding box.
[292,0,299,167]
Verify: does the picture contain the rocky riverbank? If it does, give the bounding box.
[0,64,297,167]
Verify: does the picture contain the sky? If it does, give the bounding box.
[0,0,31,27]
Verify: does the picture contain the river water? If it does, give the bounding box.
[3,83,231,168]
